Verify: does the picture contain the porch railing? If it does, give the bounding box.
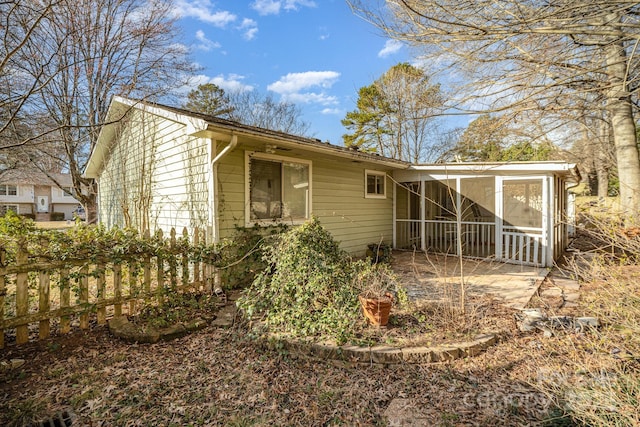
[395,219,495,258]
[500,226,544,266]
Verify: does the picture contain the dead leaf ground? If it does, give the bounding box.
[0,314,573,427]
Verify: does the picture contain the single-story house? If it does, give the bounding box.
[0,169,83,220]
[85,97,580,267]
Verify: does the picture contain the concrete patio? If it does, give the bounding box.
[391,250,550,309]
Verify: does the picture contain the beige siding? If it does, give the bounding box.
[217,147,394,255]
[98,109,211,234]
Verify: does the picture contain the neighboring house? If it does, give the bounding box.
[0,169,82,220]
[85,97,580,267]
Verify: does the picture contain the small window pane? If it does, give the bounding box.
[366,173,385,196]
[283,162,309,220]
[8,185,16,196]
[250,159,282,220]
[0,205,17,215]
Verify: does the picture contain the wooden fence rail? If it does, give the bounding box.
[0,227,216,348]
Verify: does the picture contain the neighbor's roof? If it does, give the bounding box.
[85,96,410,178]
[0,169,74,187]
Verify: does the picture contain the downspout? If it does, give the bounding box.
[210,134,238,244]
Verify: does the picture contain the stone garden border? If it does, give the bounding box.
[264,333,497,365]
[108,315,212,344]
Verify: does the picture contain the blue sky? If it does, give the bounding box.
[171,0,419,145]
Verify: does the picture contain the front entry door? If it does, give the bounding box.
[496,177,548,266]
[37,196,49,213]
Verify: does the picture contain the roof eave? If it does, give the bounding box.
[203,121,409,169]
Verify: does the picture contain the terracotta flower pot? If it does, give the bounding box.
[358,292,393,326]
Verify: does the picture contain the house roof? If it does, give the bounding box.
[0,169,74,187]
[396,161,581,183]
[85,96,410,178]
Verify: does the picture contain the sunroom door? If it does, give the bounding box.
[496,177,548,266]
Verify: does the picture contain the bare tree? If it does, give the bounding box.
[0,2,62,152]
[3,0,195,222]
[350,0,640,215]
[226,90,311,136]
[183,84,311,136]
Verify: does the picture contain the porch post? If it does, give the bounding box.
[495,176,502,262]
[456,177,462,256]
[420,180,426,251]
[392,180,397,248]
[544,176,553,267]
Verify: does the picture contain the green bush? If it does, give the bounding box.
[237,217,361,344]
[20,213,35,220]
[50,212,65,221]
[217,224,287,290]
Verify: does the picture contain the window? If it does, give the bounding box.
[0,205,18,216]
[62,187,74,197]
[0,185,17,196]
[246,152,311,224]
[365,170,386,198]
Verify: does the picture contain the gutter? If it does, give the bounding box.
[212,134,238,166]
[210,135,237,244]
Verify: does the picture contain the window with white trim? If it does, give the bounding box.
[62,186,74,197]
[246,152,311,223]
[365,170,386,198]
[0,184,17,196]
[0,204,18,215]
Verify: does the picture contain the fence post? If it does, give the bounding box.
[96,262,106,325]
[143,230,151,296]
[128,260,138,315]
[59,267,71,334]
[169,228,177,290]
[182,227,190,289]
[156,229,164,303]
[113,263,122,317]
[15,240,29,344]
[38,270,50,340]
[193,227,201,288]
[79,266,89,329]
[0,248,6,349]
[204,232,213,293]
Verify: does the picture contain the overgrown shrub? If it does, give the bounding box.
[237,217,361,344]
[217,224,287,290]
[0,211,222,269]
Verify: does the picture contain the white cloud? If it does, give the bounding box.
[268,71,340,94]
[318,26,329,40]
[251,0,316,16]
[251,0,280,15]
[284,92,338,105]
[378,39,403,58]
[268,71,340,106]
[172,0,236,26]
[321,108,343,115]
[194,30,221,51]
[284,0,316,11]
[211,74,255,92]
[187,74,254,93]
[239,18,258,40]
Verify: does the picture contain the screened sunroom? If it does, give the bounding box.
[392,162,580,267]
